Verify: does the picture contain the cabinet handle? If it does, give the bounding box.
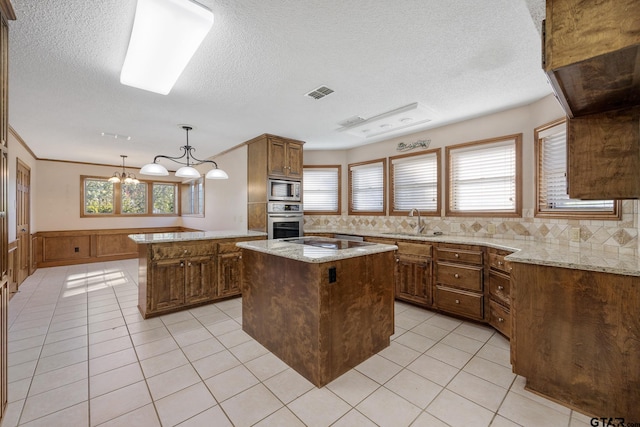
[455,299,460,304]
[498,317,504,322]
[188,262,192,267]
[184,249,188,254]
[454,253,459,258]
[454,273,459,278]
[498,285,504,291]
[497,261,503,266]
[180,262,184,267]
[396,258,399,262]
[239,255,242,260]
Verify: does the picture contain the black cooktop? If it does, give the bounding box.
[284,237,375,250]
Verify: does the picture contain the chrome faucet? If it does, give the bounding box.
[408,208,425,234]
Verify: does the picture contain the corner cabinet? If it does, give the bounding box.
[543,0,640,199]
[137,236,264,318]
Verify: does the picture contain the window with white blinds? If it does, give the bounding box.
[536,120,617,217]
[349,159,386,214]
[447,135,521,216]
[303,166,341,214]
[390,150,440,215]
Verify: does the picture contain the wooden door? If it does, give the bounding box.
[16,159,30,285]
[395,256,431,306]
[217,252,242,297]
[185,256,215,304]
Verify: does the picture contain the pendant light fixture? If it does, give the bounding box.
[109,155,140,184]
[140,125,229,179]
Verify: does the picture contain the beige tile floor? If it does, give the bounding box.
[3,259,594,427]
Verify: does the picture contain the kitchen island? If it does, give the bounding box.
[130,230,266,319]
[237,237,397,387]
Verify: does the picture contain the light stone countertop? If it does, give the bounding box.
[128,230,267,244]
[236,237,398,264]
[306,229,640,276]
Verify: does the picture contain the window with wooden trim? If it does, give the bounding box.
[303,165,341,214]
[390,149,440,216]
[446,134,522,217]
[181,177,204,216]
[349,158,386,215]
[81,176,179,217]
[535,119,619,219]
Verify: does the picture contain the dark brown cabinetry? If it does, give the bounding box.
[543,0,640,199]
[395,241,432,307]
[543,0,640,118]
[487,248,512,338]
[246,134,304,233]
[567,106,640,199]
[267,137,303,179]
[434,244,484,321]
[511,262,640,419]
[137,237,264,318]
[217,242,243,297]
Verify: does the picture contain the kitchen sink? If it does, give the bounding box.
[382,231,444,237]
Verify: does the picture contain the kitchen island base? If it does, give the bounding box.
[241,248,395,387]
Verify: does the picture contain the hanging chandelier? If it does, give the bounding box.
[109,155,140,184]
[139,125,228,179]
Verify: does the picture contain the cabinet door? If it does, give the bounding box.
[185,256,216,304]
[149,259,185,312]
[395,256,431,306]
[286,142,303,178]
[217,252,243,297]
[267,138,287,177]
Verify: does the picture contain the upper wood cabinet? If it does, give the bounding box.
[266,136,303,179]
[567,106,640,199]
[543,0,640,118]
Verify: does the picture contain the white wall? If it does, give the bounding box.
[34,160,184,232]
[182,145,248,231]
[304,94,566,213]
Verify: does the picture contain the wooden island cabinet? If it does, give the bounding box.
[238,237,396,387]
[131,231,265,319]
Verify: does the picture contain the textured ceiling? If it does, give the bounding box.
[8,0,550,168]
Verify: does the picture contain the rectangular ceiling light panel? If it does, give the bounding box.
[120,0,214,95]
[339,102,434,138]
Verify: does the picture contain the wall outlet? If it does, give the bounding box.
[487,223,496,234]
[570,227,581,242]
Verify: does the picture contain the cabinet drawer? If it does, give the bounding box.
[397,242,432,258]
[489,299,510,338]
[435,262,483,291]
[217,242,241,254]
[436,247,483,265]
[489,252,511,273]
[489,271,511,306]
[151,242,216,260]
[435,286,483,320]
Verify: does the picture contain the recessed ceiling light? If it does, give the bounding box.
[101,132,132,141]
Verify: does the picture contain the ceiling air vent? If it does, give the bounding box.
[305,85,334,100]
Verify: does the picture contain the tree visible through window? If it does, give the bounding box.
[81,176,179,217]
[84,178,114,214]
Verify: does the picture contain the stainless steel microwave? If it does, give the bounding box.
[268,179,301,201]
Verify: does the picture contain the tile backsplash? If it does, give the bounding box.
[304,200,639,255]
